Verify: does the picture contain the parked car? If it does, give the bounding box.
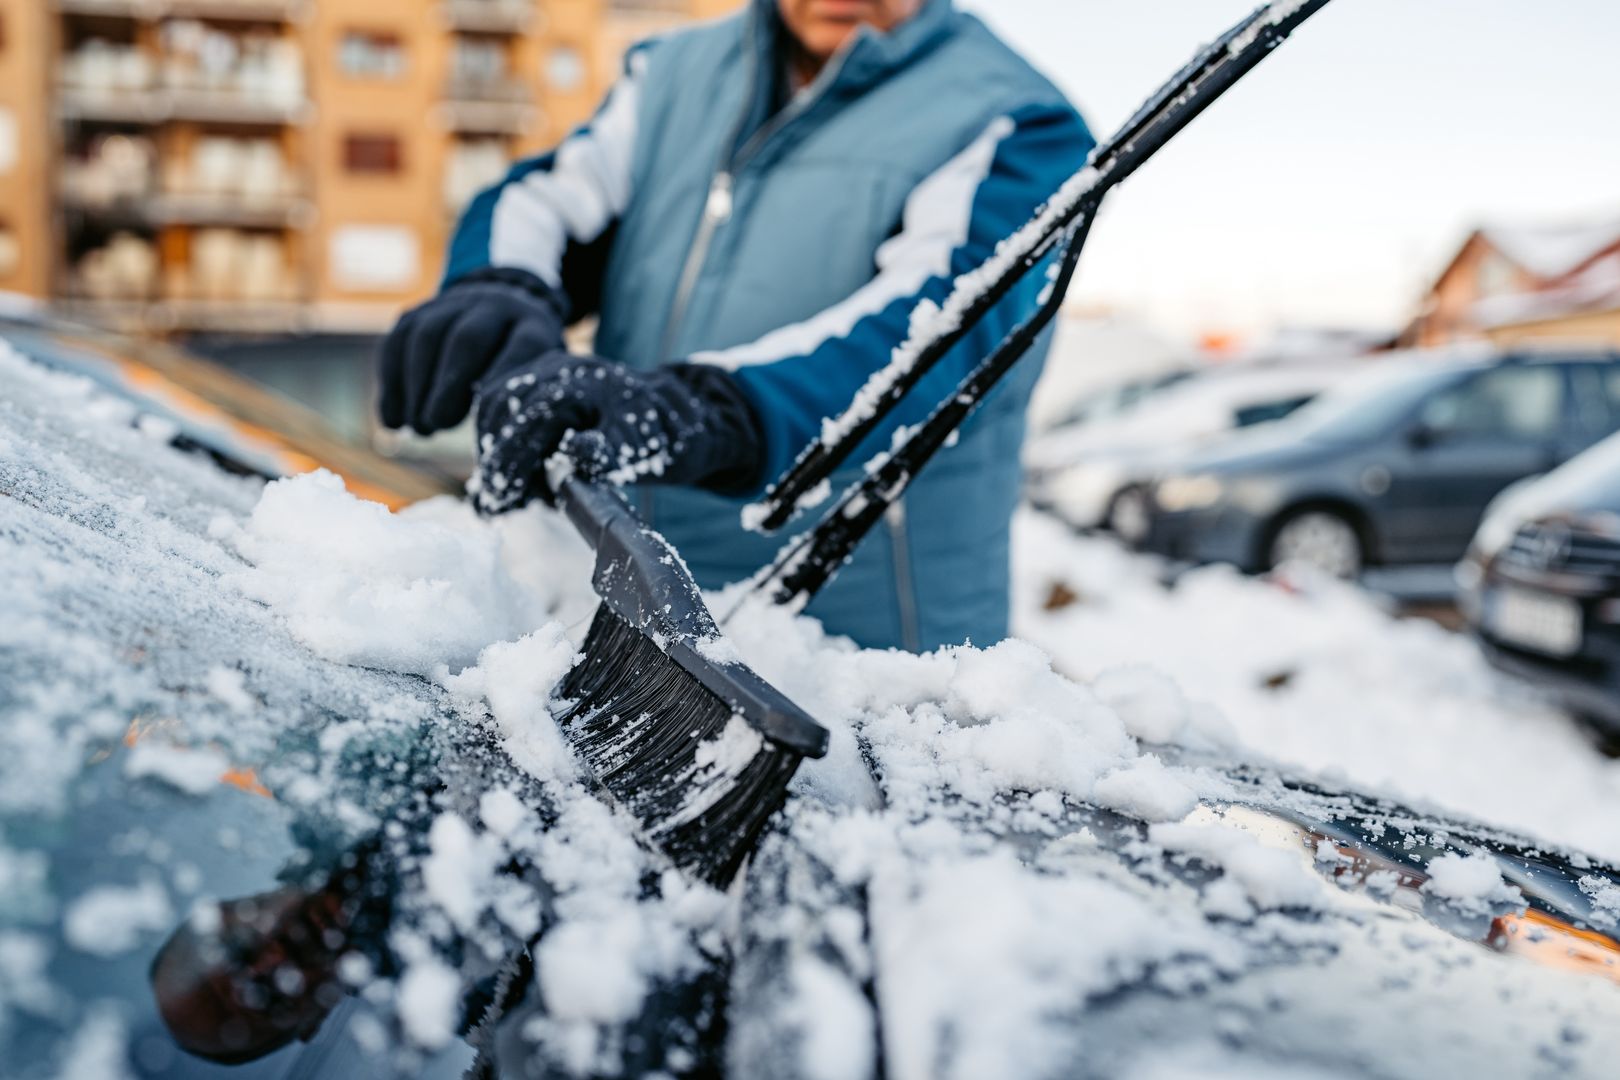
[1133,348,1620,577]
[10,320,1620,1079]
[1026,361,1362,533]
[1036,367,1196,433]
[0,308,457,508]
[1459,431,1620,736]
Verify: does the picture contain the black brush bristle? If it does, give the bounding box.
[556,607,804,886]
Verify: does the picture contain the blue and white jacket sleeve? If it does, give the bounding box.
[441,48,647,316]
[690,102,1095,488]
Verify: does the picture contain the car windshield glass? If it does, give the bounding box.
[1285,365,1470,443]
[1525,427,1620,512]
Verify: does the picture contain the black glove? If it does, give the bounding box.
[473,351,765,514]
[377,268,566,436]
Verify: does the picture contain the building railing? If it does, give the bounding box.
[57,87,311,127]
[54,0,307,20]
[59,191,313,231]
[439,0,535,35]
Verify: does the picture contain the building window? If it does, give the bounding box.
[451,37,508,86]
[338,31,405,80]
[545,46,585,92]
[330,225,419,292]
[342,133,403,175]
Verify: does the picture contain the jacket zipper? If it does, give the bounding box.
[661,171,735,361]
[658,34,857,360]
[886,501,922,652]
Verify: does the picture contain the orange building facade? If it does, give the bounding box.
[0,0,739,338]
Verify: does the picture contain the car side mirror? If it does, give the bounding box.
[1407,421,1439,450]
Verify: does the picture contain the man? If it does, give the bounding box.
[378,0,1093,653]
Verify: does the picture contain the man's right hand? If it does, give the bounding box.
[376,269,566,436]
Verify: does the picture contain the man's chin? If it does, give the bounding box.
[799,23,861,60]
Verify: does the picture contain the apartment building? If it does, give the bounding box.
[0,0,738,339]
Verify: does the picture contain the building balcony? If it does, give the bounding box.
[439,0,535,35]
[60,191,313,231]
[57,297,313,336]
[57,87,310,127]
[439,78,536,134]
[53,0,306,21]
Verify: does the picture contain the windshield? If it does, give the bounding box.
[1056,370,1193,429]
[1284,364,1473,444]
[1507,427,1620,521]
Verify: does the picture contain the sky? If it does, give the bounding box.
[958,0,1620,345]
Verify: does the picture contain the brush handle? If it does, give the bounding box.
[558,477,829,758]
[560,475,721,638]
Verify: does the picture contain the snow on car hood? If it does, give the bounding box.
[4,339,1620,1079]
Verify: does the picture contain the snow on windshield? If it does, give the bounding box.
[6,338,1620,1078]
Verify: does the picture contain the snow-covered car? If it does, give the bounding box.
[1025,361,1366,535]
[1460,429,1620,737]
[7,326,1620,1080]
[1135,348,1620,578]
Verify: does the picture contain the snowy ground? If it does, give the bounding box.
[7,337,1620,1079]
[1012,510,1620,863]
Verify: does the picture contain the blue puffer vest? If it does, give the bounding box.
[592,1,1088,651]
[448,0,1091,651]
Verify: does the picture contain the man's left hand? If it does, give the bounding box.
[473,352,765,514]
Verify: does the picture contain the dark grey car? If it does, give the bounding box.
[1134,349,1620,576]
[1459,432,1620,736]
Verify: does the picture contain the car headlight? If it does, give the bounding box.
[1155,474,1225,513]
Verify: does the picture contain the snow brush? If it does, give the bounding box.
[551,475,829,885]
[744,0,1334,606]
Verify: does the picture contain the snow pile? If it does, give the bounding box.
[51,1007,132,1080]
[1579,876,1620,929]
[395,957,462,1050]
[123,742,231,796]
[61,880,173,958]
[219,469,558,676]
[715,598,1266,1079]
[1013,510,1620,862]
[1150,822,1327,916]
[1420,852,1522,914]
[867,850,1237,1080]
[435,627,729,1070]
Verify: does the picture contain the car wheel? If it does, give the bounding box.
[1109,486,1151,543]
[1268,510,1363,578]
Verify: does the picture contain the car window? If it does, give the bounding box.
[1568,364,1620,435]
[1289,364,1468,444]
[1601,364,1620,428]
[1232,395,1314,428]
[1419,365,1563,439]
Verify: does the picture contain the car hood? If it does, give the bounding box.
[9,333,1620,1080]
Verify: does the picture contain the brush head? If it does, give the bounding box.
[557,606,807,886]
[551,478,827,885]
